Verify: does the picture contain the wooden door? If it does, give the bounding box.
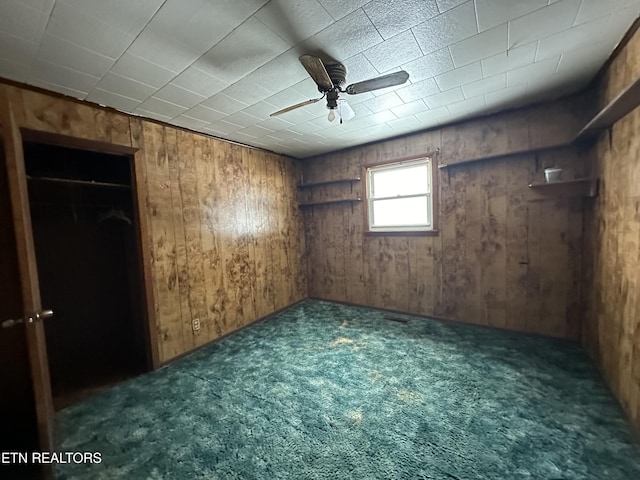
[1,94,55,451]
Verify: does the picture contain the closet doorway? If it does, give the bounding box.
[24,141,150,410]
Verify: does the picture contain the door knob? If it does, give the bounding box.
[1,309,54,328]
[36,309,54,320]
[1,318,24,328]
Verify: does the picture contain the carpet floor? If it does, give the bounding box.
[54,300,640,479]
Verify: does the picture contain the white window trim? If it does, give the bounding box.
[366,157,434,233]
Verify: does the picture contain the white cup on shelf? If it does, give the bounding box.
[544,167,562,183]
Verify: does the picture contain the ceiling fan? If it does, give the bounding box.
[270,55,410,123]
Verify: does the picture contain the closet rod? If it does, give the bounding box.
[27,175,130,189]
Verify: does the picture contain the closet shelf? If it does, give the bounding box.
[528,177,598,197]
[299,198,362,207]
[27,175,131,189]
[297,177,360,189]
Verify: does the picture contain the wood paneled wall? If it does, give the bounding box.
[302,99,589,339]
[0,83,306,364]
[440,96,589,166]
[582,27,640,427]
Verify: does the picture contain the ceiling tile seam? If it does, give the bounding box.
[552,55,562,74]
[110,68,168,96]
[315,0,337,22]
[126,9,293,120]
[452,42,472,80]
[79,0,167,110]
[506,17,511,57]
[506,2,571,50]
[507,18,518,50]
[186,52,297,115]
[473,0,480,33]
[363,30,414,75]
[37,30,116,64]
[0,59,30,78]
[126,39,215,110]
[534,13,616,63]
[92,87,141,106]
[251,7,297,47]
[410,27,427,57]
[536,35,549,64]
[146,96,190,118]
[180,110,220,126]
[37,0,56,46]
[253,0,336,45]
[29,77,91,100]
[28,61,102,99]
[572,0,586,27]
[159,84,218,113]
[0,28,38,55]
[359,6,384,48]
[544,1,580,28]
[111,0,167,40]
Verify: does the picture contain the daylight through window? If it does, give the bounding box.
[366,158,433,232]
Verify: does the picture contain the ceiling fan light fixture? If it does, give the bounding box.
[337,99,355,123]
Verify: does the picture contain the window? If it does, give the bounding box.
[364,157,436,234]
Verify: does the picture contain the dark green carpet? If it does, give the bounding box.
[55,300,640,479]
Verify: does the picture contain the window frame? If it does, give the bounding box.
[363,153,439,236]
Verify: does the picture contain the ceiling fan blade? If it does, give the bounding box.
[299,55,334,91]
[345,70,410,95]
[270,97,323,117]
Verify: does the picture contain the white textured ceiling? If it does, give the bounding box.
[0,0,638,158]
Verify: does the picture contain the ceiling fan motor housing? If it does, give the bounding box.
[326,89,339,109]
[324,63,346,110]
[324,63,347,90]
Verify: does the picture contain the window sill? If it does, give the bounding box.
[364,230,439,237]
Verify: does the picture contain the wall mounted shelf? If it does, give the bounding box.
[298,177,361,208]
[297,177,361,189]
[575,76,640,141]
[438,144,570,170]
[438,73,640,168]
[298,198,362,208]
[528,177,598,198]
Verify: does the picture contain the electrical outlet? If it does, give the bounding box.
[192,318,200,332]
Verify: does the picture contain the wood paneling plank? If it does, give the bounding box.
[194,136,224,339]
[177,131,208,348]
[481,160,507,329]
[144,123,183,361]
[166,129,192,351]
[462,165,482,324]
[505,157,530,332]
[439,166,458,318]
[538,198,569,338]
[565,197,584,341]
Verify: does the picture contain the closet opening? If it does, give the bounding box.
[24,141,150,410]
